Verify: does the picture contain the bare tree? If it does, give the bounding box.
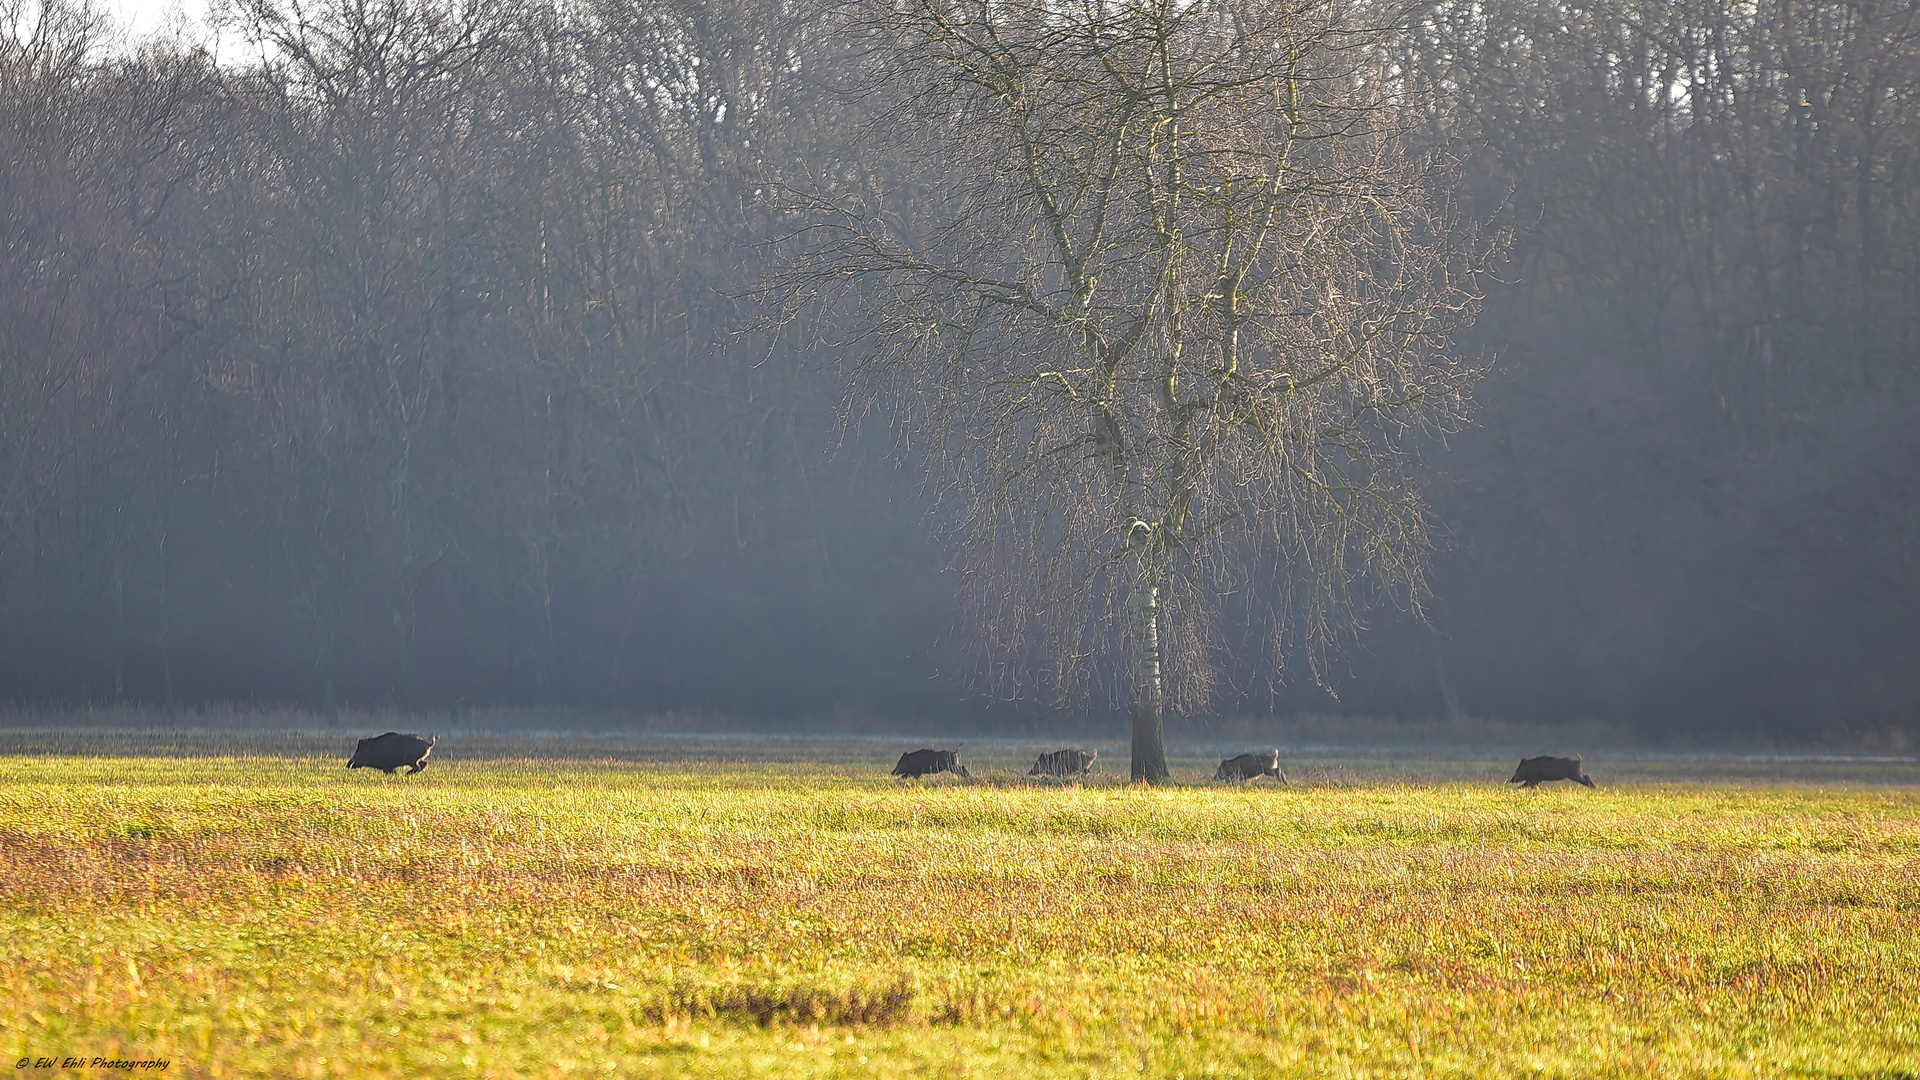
[773,0,1496,778]
[0,0,119,564]
[217,0,510,704]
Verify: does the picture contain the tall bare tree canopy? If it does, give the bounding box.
[774,0,1496,776]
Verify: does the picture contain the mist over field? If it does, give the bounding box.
[3,0,1917,744]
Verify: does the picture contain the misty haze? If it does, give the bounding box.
[3,0,1917,749]
[4,0,1917,1074]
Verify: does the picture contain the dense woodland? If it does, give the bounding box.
[2,0,1916,737]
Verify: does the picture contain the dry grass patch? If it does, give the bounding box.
[0,743,1916,1077]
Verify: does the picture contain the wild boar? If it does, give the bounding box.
[347,732,437,775]
[1028,748,1097,778]
[1508,755,1594,788]
[1214,750,1286,784]
[891,748,972,780]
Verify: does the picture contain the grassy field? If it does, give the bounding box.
[1,731,1916,1078]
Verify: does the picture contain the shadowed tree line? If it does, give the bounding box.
[1,0,1915,736]
[1387,0,1920,737]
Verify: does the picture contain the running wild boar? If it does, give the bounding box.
[891,748,972,779]
[1508,755,1594,788]
[347,732,437,774]
[1028,748,1097,778]
[1214,750,1286,783]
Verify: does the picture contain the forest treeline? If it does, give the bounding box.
[2,0,1915,735]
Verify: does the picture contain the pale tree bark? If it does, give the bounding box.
[1127,559,1169,781]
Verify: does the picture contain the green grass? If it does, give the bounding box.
[1,735,1916,1078]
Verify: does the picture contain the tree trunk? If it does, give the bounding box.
[1130,577,1171,782]
[158,529,175,717]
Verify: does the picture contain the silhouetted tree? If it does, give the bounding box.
[773,0,1498,777]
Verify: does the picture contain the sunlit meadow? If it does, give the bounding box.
[1,730,1915,1078]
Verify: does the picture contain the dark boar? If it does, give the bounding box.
[891,748,972,779]
[347,732,437,775]
[1508,755,1594,788]
[1028,748,1097,778]
[1214,750,1286,783]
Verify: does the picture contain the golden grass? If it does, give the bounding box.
[1,740,1916,1078]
